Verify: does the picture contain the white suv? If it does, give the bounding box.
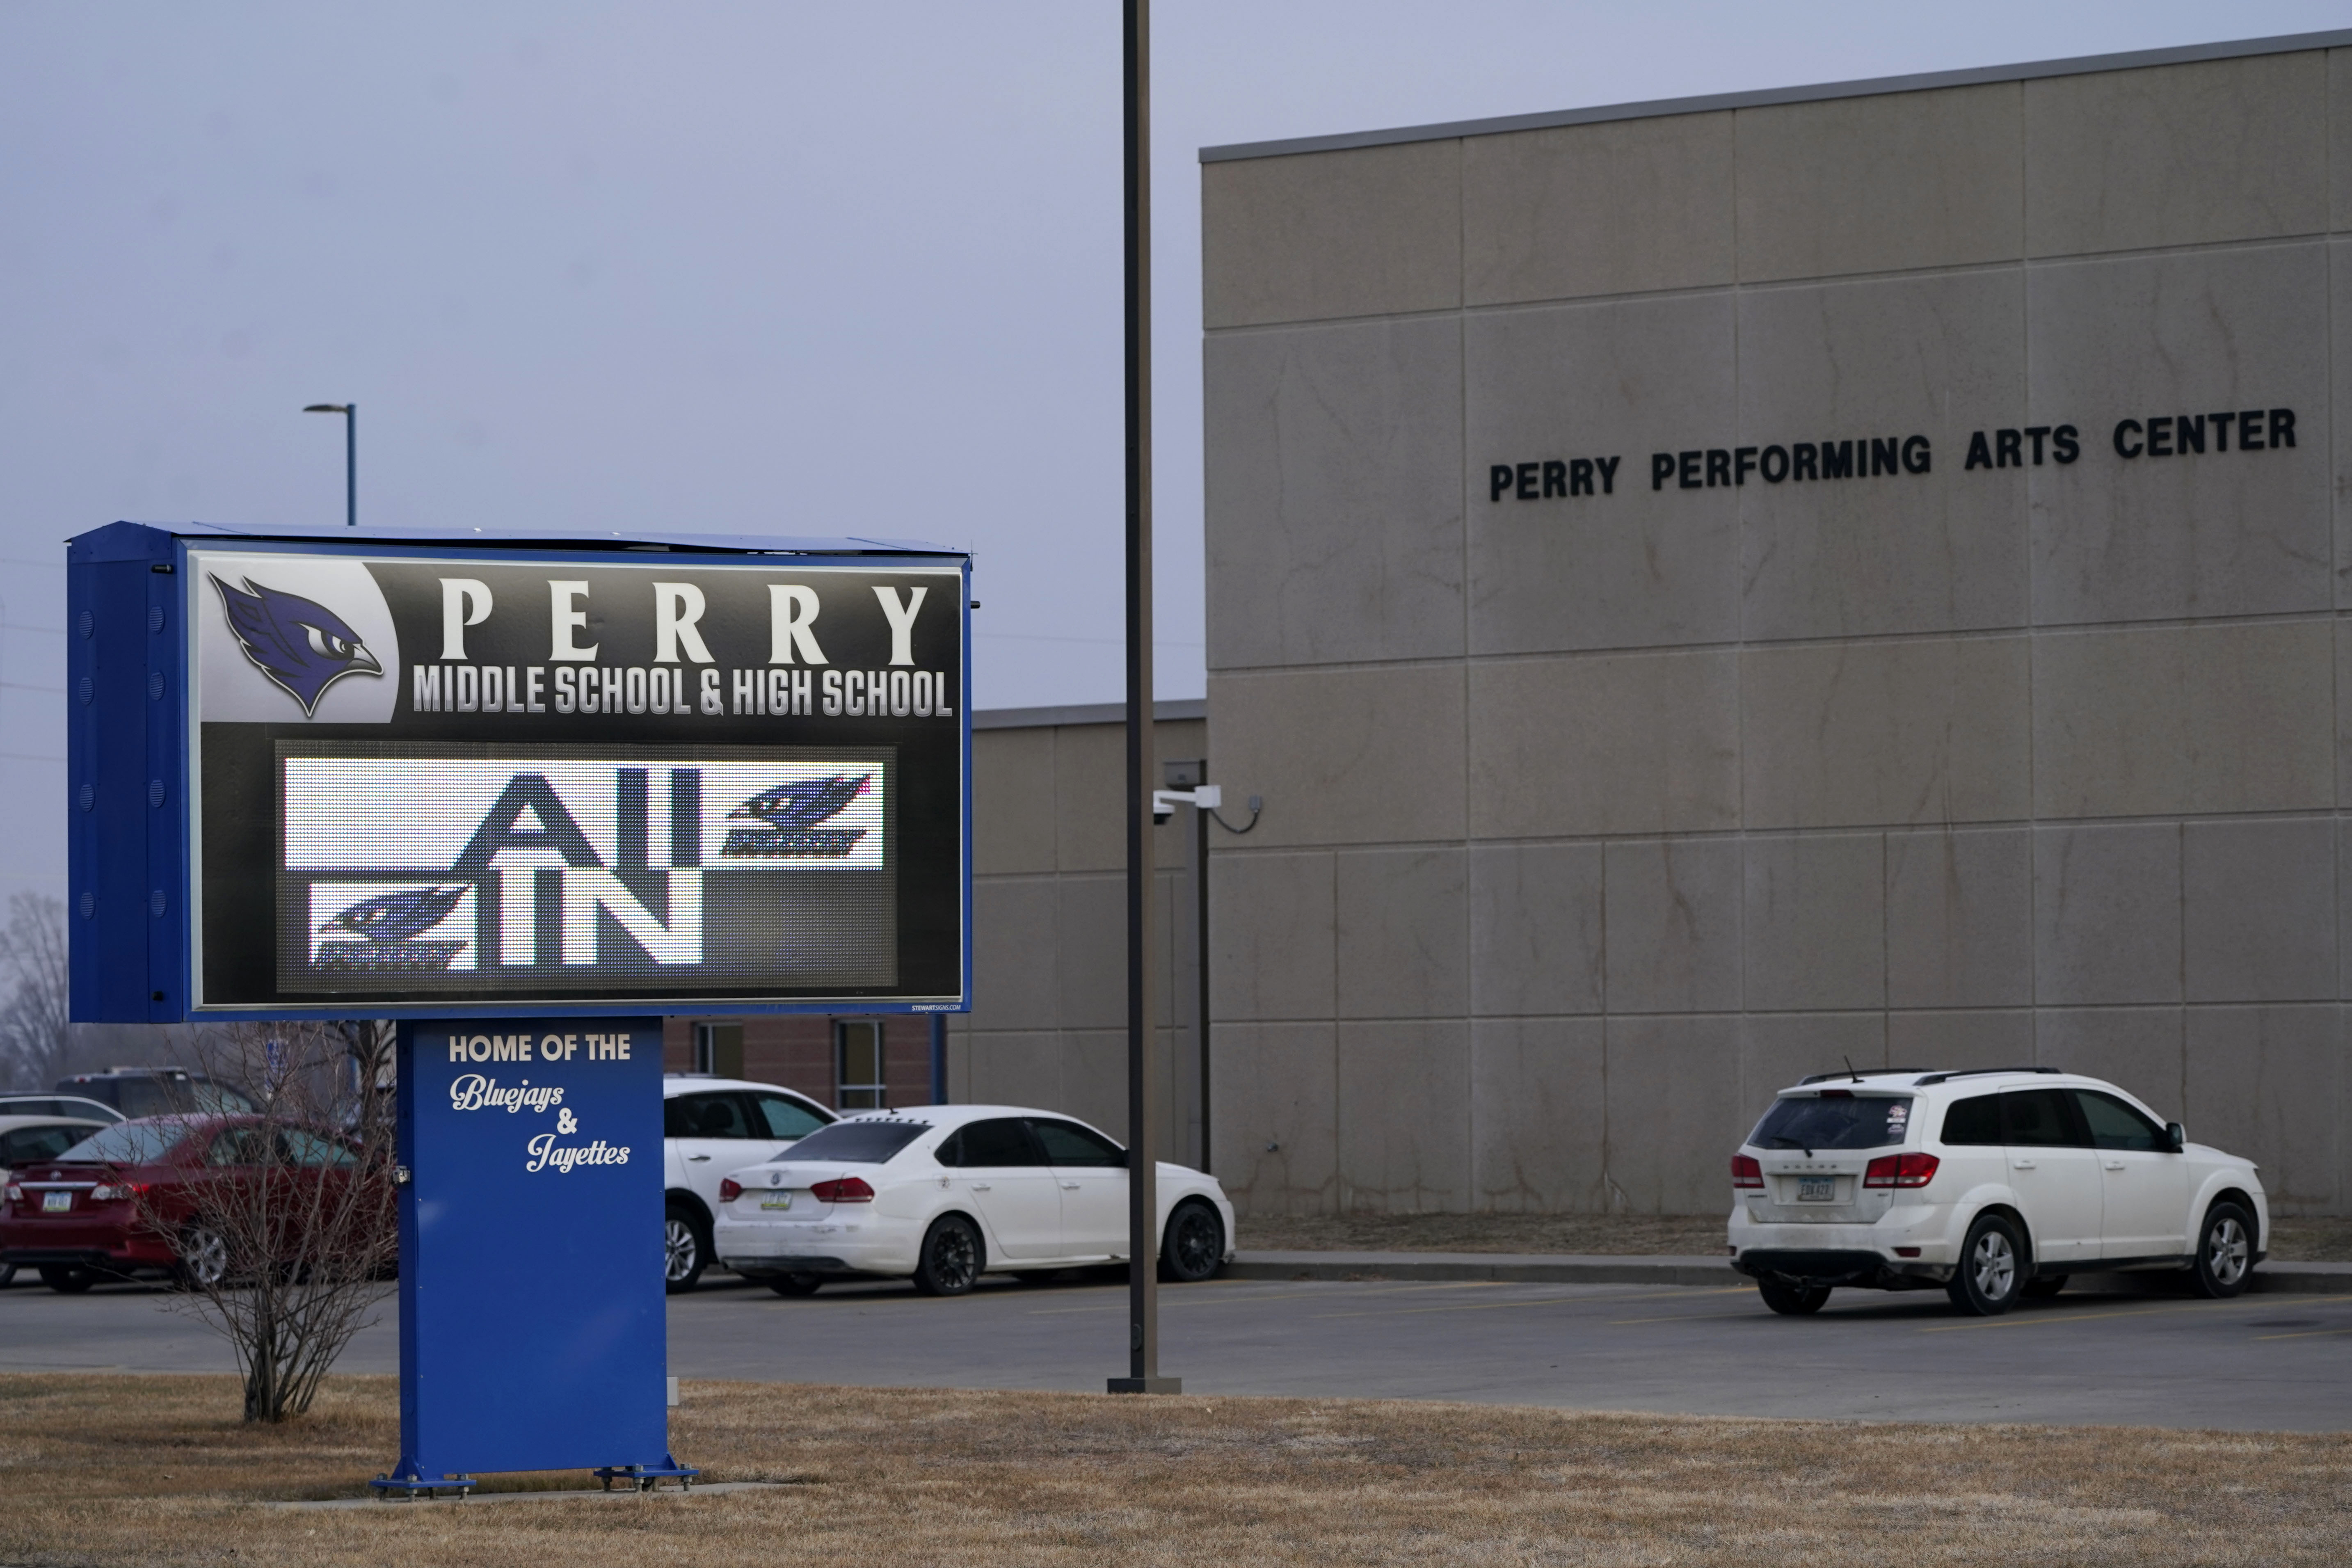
[663,1075,834,1292]
[1728,1067,2267,1317]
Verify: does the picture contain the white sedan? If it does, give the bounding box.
[711,1104,1236,1296]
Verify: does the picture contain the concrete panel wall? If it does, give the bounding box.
[1179,38,2352,1220]
[950,714,1206,1164]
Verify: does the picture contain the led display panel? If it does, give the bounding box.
[169,542,965,1015]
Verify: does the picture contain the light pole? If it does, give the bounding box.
[928,1013,947,1106]
[1110,0,1172,1397]
[303,402,356,528]
[1155,768,1262,1176]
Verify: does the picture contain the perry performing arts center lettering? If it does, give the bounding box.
[1488,407,2302,503]
[180,546,967,1014]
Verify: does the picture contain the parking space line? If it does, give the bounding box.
[1918,1301,2242,1333]
[1021,1280,1507,1317]
[723,1280,1504,1318]
[2253,1325,2352,1342]
[1312,1286,1753,1322]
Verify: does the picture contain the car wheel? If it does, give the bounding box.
[39,1264,92,1294]
[175,1224,229,1290]
[1160,1201,1225,1284]
[912,1215,983,1296]
[766,1273,822,1298]
[664,1203,709,1294]
[2021,1275,2068,1299]
[2192,1202,2256,1299]
[1947,1213,2025,1316]
[1756,1280,1831,1315]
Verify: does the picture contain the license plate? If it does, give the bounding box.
[760,1194,793,1211]
[1797,1176,1836,1203]
[41,1191,71,1213]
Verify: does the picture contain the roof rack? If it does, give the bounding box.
[1911,1066,2063,1086]
[1796,1068,1928,1085]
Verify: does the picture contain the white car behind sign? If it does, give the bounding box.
[712,1104,1236,1296]
[662,1074,834,1291]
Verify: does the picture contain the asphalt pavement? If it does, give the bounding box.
[5,1267,2350,1431]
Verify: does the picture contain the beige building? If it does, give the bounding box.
[967,30,2352,1221]
[948,702,1209,1158]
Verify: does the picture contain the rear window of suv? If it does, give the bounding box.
[1751,1094,1913,1151]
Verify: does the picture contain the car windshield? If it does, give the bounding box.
[767,1120,930,1166]
[53,1119,194,1166]
[1752,1094,1914,1151]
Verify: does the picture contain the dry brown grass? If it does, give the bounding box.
[2270,1217,2352,1261]
[3,1374,2350,1565]
[1241,1210,2352,1262]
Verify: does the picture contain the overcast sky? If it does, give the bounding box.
[1,2,2344,900]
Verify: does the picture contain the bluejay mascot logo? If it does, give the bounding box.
[322,885,467,944]
[210,574,383,717]
[722,774,872,858]
[313,886,469,973]
[734,776,870,830]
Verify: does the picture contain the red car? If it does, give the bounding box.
[0,1114,387,1292]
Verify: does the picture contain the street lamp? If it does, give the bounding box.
[1111,0,1168,1398]
[1154,765,1261,1177]
[303,402,357,528]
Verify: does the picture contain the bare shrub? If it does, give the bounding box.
[132,1022,398,1422]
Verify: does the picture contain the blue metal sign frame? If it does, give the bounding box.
[67,520,974,1024]
[64,522,975,1490]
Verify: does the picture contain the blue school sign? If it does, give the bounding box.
[66,521,974,1494]
[381,1018,681,1493]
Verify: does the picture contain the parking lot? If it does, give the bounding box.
[7,1269,2351,1431]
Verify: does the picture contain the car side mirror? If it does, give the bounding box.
[2165,1122,2186,1153]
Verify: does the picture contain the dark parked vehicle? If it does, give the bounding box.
[0,1115,384,1291]
[54,1070,254,1120]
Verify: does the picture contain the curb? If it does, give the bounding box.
[1229,1250,2352,1294]
[1228,1251,1734,1287]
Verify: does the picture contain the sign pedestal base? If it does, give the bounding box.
[368,1466,477,1499]
[595,1459,703,1492]
[386,1018,680,1490]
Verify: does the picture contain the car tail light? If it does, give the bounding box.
[811,1176,874,1203]
[1730,1154,1764,1190]
[3,1184,19,1203]
[718,1178,742,1202]
[1863,1152,1940,1189]
[89,1182,146,1203]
